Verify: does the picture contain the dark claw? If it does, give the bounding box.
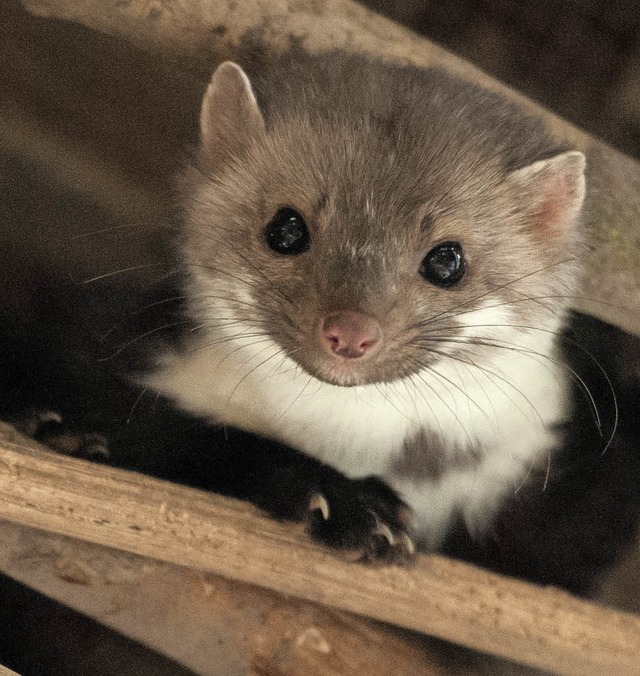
[301,474,416,564]
[75,433,110,460]
[14,409,110,460]
[14,409,63,438]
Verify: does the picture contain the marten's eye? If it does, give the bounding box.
[420,241,465,287]
[265,208,309,255]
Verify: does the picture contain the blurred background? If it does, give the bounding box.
[365,0,640,160]
[4,0,638,298]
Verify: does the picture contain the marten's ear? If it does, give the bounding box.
[199,61,266,171]
[506,150,586,242]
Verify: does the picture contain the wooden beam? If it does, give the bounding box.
[0,423,639,675]
[0,520,450,676]
[19,0,640,337]
[0,665,21,676]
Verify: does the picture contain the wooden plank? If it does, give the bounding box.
[0,665,21,676]
[19,0,640,338]
[0,423,638,675]
[0,521,450,676]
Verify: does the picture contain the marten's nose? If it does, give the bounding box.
[321,311,382,360]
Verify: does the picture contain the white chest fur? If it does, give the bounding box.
[143,315,568,549]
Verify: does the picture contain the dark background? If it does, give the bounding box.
[365,0,640,160]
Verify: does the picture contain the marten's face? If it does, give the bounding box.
[182,60,584,387]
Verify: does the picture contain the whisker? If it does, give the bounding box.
[431,332,605,440]
[186,261,291,312]
[97,321,190,361]
[232,249,297,309]
[514,457,536,495]
[372,381,418,424]
[406,357,474,445]
[441,351,529,427]
[434,320,618,450]
[464,355,543,427]
[415,294,568,331]
[543,448,552,491]
[190,332,273,358]
[100,295,189,341]
[423,257,576,325]
[274,371,315,423]
[409,349,495,429]
[69,221,172,240]
[400,376,446,439]
[228,343,289,401]
[127,387,148,425]
[83,263,168,284]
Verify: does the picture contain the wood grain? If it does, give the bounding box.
[0,521,451,676]
[0,423,639,675]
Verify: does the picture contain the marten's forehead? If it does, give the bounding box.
[262,113,503,209]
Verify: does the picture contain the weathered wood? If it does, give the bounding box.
[0,423,639,675]
[0,665,21,676]
[19,0,640,338]
[0,521,452,676]
[596,541,640,615]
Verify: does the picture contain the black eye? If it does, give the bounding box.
[420,241,465,287]
[265,207,309,255]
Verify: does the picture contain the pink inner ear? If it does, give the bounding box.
[508,151,585,243]
[536,173,577,237]
[529,158,585,242]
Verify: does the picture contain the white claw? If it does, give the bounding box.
[81,434,110,459]
[373,522,395,546]
[308,493,330,521]
[21,410,63,436]
[39,411,64,425]
[398,532,416,556]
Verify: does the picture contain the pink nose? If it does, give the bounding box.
[321,311,382,359]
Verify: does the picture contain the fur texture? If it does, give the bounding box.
[145,54,587,548]
[0,54,637,588]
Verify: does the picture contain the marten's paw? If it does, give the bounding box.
[15,410,110,461]
[255,467,415,564]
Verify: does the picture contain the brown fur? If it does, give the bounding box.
[393,428,483,482]
[181,52,584,387]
